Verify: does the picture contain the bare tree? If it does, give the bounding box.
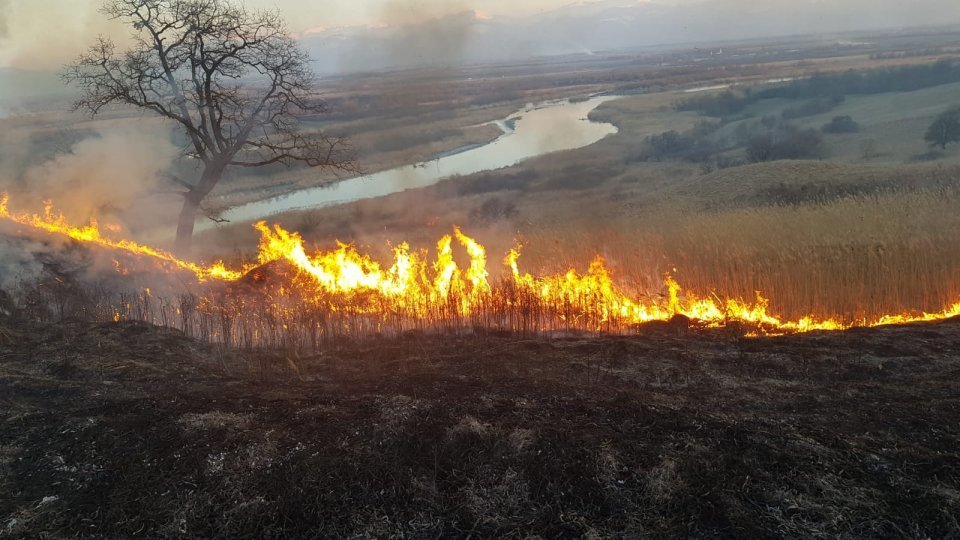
[64,0,355,252]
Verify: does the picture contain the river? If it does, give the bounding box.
[209,94,620,226]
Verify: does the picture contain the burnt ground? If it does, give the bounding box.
[1,317,959,539]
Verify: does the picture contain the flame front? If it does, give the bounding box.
[0,194,243,281]
[4,193,960,336]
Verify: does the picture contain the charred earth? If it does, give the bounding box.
[1,313,958,537]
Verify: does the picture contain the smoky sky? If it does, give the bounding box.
[0,0,8,39]
[2,0,960,70]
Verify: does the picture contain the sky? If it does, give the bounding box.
[0,0,566,69]
[246,0,562,28]
[2,0,960,70]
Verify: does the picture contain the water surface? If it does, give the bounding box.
[212,95,620,225]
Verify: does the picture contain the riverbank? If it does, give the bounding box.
[204,95,620,228]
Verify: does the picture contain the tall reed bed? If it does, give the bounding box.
[522,189,960,321]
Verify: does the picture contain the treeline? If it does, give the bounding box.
[674,91,752,118]
[744,125,824,163]
[640,112,865,168]
[640,115,830,167]
[641,121,728,163]
[675,59,960,118]
[760,59,960,98]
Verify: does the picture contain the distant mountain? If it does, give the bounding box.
[301,0,960,74]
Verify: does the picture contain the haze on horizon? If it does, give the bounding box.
[1,0,960,73]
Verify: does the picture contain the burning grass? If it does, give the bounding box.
[541,184,960,321]
[6,193,960,350]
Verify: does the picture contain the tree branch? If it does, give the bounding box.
[63,0,357,223]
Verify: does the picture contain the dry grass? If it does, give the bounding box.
[519,186,960,321]
[661,191,960,317]
[192,156,960,333]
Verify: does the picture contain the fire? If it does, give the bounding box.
[0,194,243,281]
[253,221,489,316]
[3,193,960,336]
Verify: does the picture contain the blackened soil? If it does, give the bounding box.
[1,318,959,538]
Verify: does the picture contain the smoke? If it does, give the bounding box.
[0,0,181,294]
[336,1,477,71]
[11,124,179,232]
[377,0,469,26]
[0,235,45,290]
[0,0,126,70]
[0,123,182,295]
[0,125,31,182]
[0,0,9,40]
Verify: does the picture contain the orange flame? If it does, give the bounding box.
[0,194,242,281]
[4,194,960,335]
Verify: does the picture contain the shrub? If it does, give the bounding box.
[642,124,724,163]
[822,115,860,134]
[674,90,752,117]
[644,130,695,160]
[924,106,960,149]
[746,125,824,163]
[470,197,518,222]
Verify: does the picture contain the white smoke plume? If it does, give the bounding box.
[14,125,179,231]
[336,0,475,71]
[0,122,182,297]
[0,0,9,40]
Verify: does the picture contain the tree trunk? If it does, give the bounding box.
[174,162,226,255]
[175,196,200,255]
